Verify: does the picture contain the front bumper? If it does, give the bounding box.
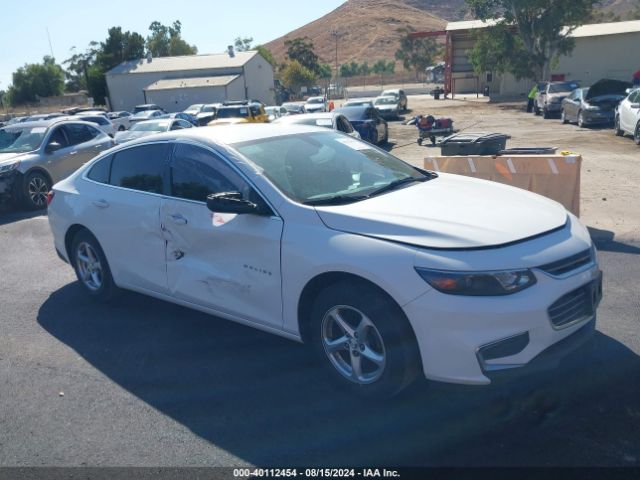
[403,263,602,385]
[582,110,615,124]
[0,171,19,199]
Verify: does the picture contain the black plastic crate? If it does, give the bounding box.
[440,133,509,156]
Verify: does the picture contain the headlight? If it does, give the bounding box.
[415,267,537,296]
[584,104,600,111]
[0,161,20,175]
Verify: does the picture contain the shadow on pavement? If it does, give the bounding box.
[589,226,640,255]
[0,205,46,226]
[38,283,640,466]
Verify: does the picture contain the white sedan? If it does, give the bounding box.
[47,125,602,397]
[274,112,360,138]
[614,88,640,144]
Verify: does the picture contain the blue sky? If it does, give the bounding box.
[0,0,345,90]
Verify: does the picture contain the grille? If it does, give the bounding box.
[538,248,592,276]
[548,284,595,328]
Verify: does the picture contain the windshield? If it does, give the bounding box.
[375,97,397,105]
[216,107,249,119]
[345,101,371,106]
[81,116,109,125]
[548,82,579,93]
[129,121,169,132]
[283,103,303,112]
[232,132,426,204]
[0,126,47,153]
[185,104,203,112]
[382,91,398,98]
[307,98,324,104]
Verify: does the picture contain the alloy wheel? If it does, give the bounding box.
[76,242,104,291]
[321,305,386,385]
[27,176,49,208]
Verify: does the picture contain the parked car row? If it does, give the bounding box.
[532,79,639,146]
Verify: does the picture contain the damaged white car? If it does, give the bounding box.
[48,125,602,397]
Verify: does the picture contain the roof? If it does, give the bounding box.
[145,75,240,91]
[570,20,640,38]
[446,18,640,38]
[107,51,257,76]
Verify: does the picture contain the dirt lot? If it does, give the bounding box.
[339,94,640,245]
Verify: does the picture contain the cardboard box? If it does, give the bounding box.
[424,154,582,216]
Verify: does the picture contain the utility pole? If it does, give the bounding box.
[329,30,344,98]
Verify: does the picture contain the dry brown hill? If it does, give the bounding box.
[263,0,639,69]
[263,0,447,68]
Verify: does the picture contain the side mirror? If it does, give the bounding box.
[206,191,258,215]
[630,103,640,109]
[45,141,63,154]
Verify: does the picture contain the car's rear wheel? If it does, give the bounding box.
[118,125,125,131]
[543,108,550,119]
[534,105,541,115]
[71,230,119,302]
[310,281,420,398]
[614,116,624,136]
[21,171,51,210]
[561,109,568,124]
[577,111,585,128]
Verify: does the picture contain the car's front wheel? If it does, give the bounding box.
[635,123,640,145]
[21,170,51,210]
[310,281,420,398]
[577,111,585,128]
[71,230,119,302]
[118,125,126,132]
[561,109,568,124]
[614,116,624,136]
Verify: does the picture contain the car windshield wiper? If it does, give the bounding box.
[366,176,430,198]
[304,194,370,206]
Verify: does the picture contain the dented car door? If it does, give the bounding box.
[160,141,284,328]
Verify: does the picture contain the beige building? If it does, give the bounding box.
[445,19,640,97]
[105,50,275,112]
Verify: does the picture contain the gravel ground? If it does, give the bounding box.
[0,97,638,467]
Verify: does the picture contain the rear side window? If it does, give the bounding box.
[65,124,98,145]
[110,143,167,193]
[87,155,112,184]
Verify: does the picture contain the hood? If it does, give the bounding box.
[306,104,324,111]
[376,105,398,110]
[114,130,155,143]
[315,174,568,249]
[0,151,31,166]
[585,79,631,101]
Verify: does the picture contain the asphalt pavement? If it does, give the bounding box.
[0,207,639,467]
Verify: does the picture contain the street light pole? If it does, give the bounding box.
[329,30,344,98]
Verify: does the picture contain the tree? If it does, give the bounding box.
[339,61,360,86]
[394,28,442,81]
[465,0,600,81]
[7,56,65,105]
[98,27,145,68]
[256,45,277,67]
[372,60,395,87]
[234,36,253,52]
[318,63,332,91]
[280,60,317,95]
[147,20,197,57]
[359,61,370,88]
[63,43,99,92]
[284,37,320,74]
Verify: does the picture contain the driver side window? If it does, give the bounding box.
[48,127,68,149]
[170,143,250,203]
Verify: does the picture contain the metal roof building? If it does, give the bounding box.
[105,50,275,111]
[441,19,640,97]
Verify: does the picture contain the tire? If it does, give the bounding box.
[71,229,119,302]
[118,125,125,132]
[635,123,640,145]
[21,170,51,210]
[543,108,550,119]
[534,105,541,116]
[561,109,568,124]
[614,116,624,136]
[370,129,379,145]
[310,281,420,398]
[577,111,585,128]
[417,138,423,146]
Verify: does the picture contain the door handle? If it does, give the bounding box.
[169,213,187,225]
[92,199,109,209]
